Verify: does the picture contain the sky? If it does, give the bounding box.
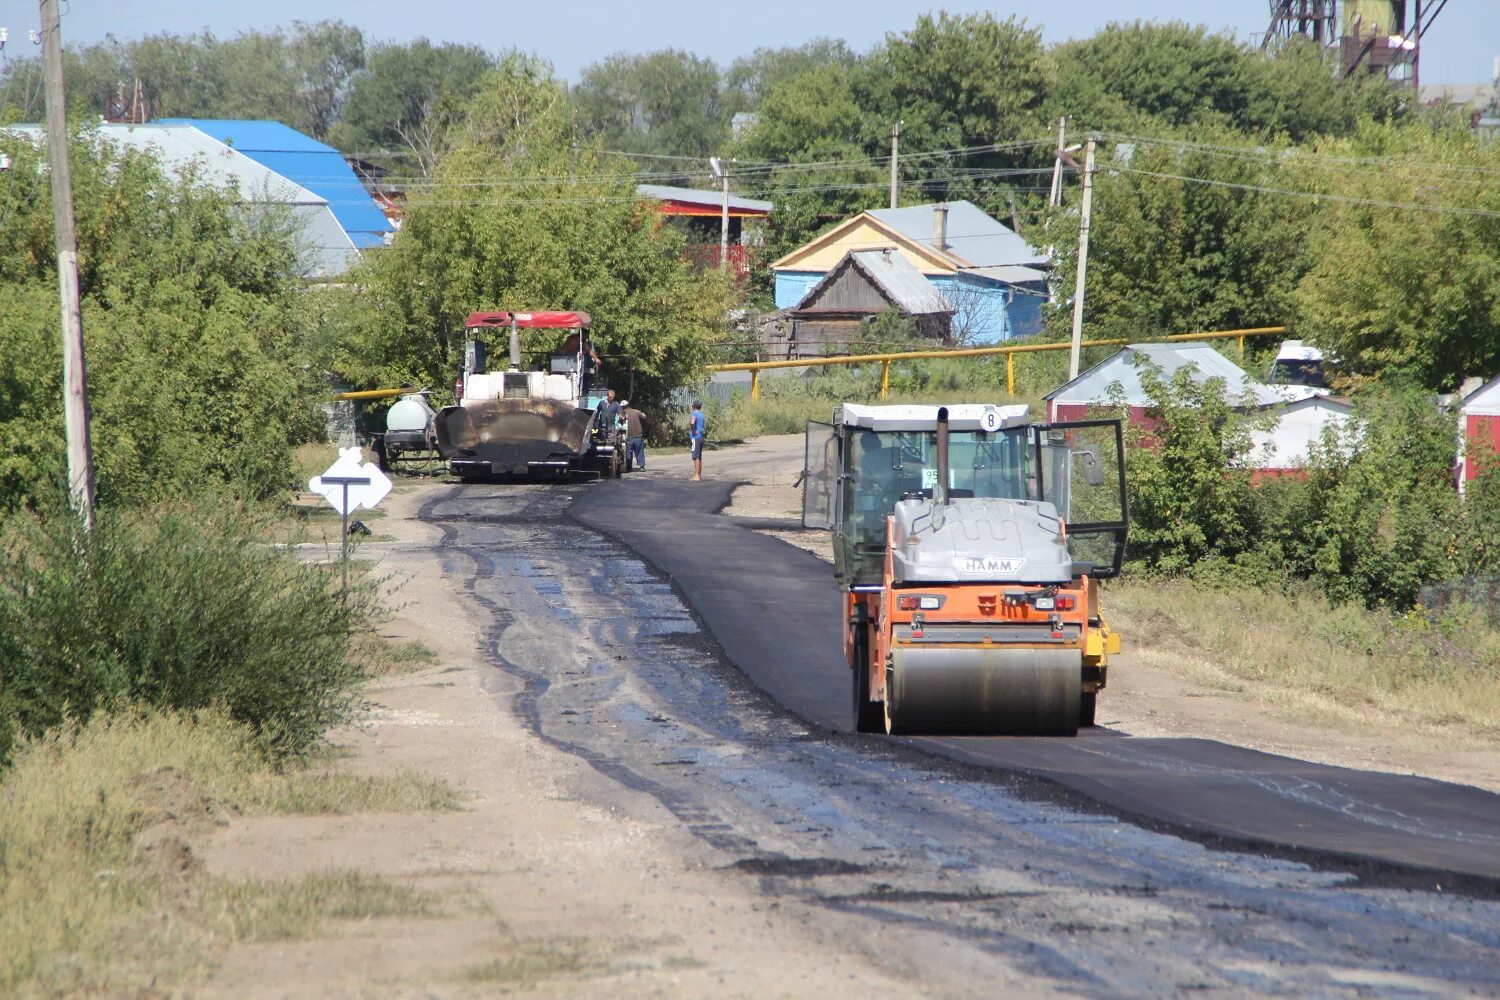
[24,1,1500,87]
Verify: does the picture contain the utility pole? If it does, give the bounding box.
[1048,116,1067,208]
[39,0,95,530]
[1068,136,1097,382]
[889,120,901,209]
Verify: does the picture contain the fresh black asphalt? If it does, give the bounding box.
[571,476,1500,885]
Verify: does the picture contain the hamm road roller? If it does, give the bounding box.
[802,403,1128,736]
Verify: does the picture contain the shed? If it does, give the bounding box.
[1458,374,1500,490]
[159,119,396,249]
[1045,342,1281,423]
[1247,395,1356,474]
[5,122,358,278]
[774,249,955,357]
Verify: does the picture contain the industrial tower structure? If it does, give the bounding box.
[1265,1,1448,90]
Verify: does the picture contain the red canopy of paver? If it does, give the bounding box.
[464,311,591,329]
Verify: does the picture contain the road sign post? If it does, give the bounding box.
[309,447,392,594]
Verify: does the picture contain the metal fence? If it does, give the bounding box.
[709,327,1288,401]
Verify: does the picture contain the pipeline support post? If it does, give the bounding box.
[1238,335,1245,361]
[1006,353,1016,398]
[880,360,891,399]
[750,368,760,402]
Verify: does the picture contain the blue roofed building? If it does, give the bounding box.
[769,200,1050,343]
[158,119,395,249]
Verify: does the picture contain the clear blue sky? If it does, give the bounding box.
[35,1,1500,86]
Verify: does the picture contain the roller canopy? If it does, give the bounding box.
[464,311,592,330]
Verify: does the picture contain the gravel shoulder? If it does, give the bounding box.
[669,434,1500,795]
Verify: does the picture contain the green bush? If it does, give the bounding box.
[1122,366,1500,610]
[0,504,377,764]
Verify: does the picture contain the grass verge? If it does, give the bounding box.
[0,708,458,996]
[1107,579,1500,742]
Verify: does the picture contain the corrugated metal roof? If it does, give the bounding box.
[1045,342,1282,407]
[847,250,953,314]
[969,264,1050,286]
[160,119,394,249]
[636,183,773,214]
[5,123,357,278]
[869,200,1048,269]
[790,249,954,316]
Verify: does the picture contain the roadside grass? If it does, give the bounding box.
[0,708,458,996]
[1107,579,1500,742]
[361,636,442,677]
[208,871,443,943]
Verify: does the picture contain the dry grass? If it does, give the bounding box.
[360,636,442,678]
[0,709,458,996]
[1108,579,1500,743]
[207,870,442,943]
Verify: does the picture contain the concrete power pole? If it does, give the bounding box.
[1048,116,1067,208]
[39,0,95,529]
[1067,137,1097,382]
[889,121,901,209]
[719,169,730,271]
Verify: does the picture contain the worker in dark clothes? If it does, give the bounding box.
[621,400,646,471]
[596,387,620,437]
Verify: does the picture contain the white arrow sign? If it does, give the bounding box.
[309,447,392,515]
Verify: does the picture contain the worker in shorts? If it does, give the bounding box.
[688,400,706,481]
[620,400,646,471]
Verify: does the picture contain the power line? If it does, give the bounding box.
[1111,165,1500,220]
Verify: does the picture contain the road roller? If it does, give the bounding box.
[802,403,1128,736]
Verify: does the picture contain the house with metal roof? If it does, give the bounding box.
[159,119,396,250]
[1045,342,1282,423]
[770,200,1049,343]
[1457,373,1500,492]
[766,249,956,358]
[5,122,358,278]
[636,184,773,278]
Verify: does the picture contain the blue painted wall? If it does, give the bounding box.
[777,268,1046,343]
[774,271,823,309]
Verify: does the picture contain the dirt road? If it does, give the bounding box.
[196,447,1500,996]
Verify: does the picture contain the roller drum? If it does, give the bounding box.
[886,647,1081,736]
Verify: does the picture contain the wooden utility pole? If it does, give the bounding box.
[39,0,95,529]
[889,121,901,209]
[1068,136,1097,382]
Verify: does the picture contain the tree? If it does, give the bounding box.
[346,59,734,410]
[856,12,1051,207]
[330,39,495,173]
[572,49,728,158]
[1049,21,1403,140]
[734,63,883,274]
[1041,131,1317,342]
[0,127,324,512]
[1291,126,1500,389]
[723,39,858,112]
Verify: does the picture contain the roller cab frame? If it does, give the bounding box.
[802,404,1128,736]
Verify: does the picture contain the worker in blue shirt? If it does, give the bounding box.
[688,400,706,481]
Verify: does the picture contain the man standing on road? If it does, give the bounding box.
[688,400,706,481]
[596,387,620,438]
[621,400,646,471]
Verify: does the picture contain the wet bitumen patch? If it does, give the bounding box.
[420,481,1500,998]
